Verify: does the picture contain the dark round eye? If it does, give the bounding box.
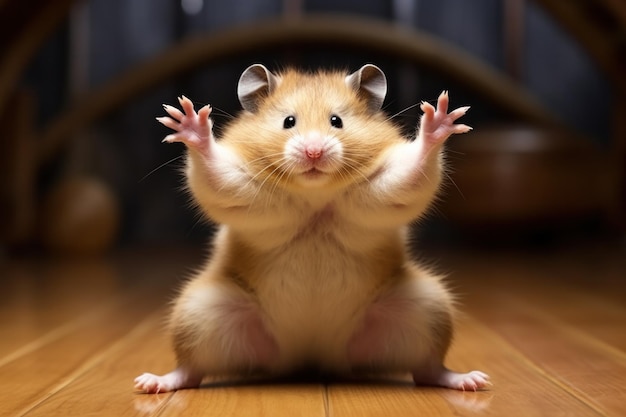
[330,115,343,128]
[283,115,296,129]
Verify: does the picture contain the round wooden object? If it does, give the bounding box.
[439,126,611,230]
[39,177,120,255]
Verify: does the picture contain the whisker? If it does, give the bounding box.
[180,99,235,120]
[335,163,360,188]
[265,159,296,211]
[210,106,236,119]
[246,157,292,216]
[419,167,435,189]
[443,170,465,200]
[340,156,372,185]
[214,151,287,197]
[244,152,288,167]
[139,155,184,183]
[240,153,284,196]
[387,102,422,121]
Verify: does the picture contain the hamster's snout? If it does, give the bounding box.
[285,131,342,172]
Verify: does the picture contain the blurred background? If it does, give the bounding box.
[1,0,624,256]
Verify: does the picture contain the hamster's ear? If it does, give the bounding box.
[238,64,278,112]
[345,64,387,112]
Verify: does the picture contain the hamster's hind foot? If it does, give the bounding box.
[134,367,203,394]
[413,367,491,391]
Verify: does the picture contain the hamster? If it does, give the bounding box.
[134,64,490,393]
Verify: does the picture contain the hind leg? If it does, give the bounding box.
[347,269,490,391]
[135,277,279,393]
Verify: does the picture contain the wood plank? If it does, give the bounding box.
[0,251,198,361]
[2,245,623,416]
[2,251,325,417]
[439,247,626,350]
[499,285,626,352]
[328,317,601,416]
[0,292,166,416]
[0,252,195,417]
[19,308,327,417]
[0,258,134,361]
[19,311,176,417]
[460,249,626,350]
[159,384,327,417]
[464,296,626,416]
[447,252,626,417]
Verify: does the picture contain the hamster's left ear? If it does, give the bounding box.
[345,64,387,112]
[238,64,278,112]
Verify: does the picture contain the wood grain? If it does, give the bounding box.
[1,244,623,416]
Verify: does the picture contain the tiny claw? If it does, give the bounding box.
[162,134,177,143]
[198,104,212,118]
[453,124,472,134]
[420,101,435,112]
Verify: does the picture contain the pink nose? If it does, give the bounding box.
[305,146,323,160]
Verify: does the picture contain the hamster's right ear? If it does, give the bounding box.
[346,64,387,112]
[237,64,278,112]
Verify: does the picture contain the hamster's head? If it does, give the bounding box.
[223,64,404,191]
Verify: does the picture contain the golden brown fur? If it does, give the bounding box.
[224,69,404,192]
[134,64,490,393]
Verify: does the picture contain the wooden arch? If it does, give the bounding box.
[38,14,563,165]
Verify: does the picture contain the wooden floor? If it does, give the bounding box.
[1,241,625,416]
